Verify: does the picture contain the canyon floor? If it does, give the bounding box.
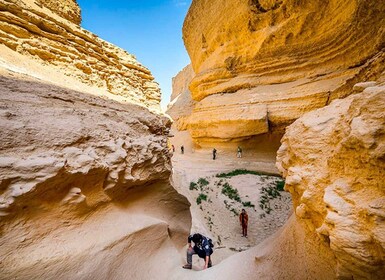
[171,146,293,271]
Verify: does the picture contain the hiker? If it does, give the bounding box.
[182,233,213,270]
[212,148,217,160]
[239,209,248,237]
[237,146,242,158]
[181,145,184,154]
[172,144,175,153]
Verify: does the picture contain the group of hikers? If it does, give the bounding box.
[171,145,243,160]
[182,209,249,270]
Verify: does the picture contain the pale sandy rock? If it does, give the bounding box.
[0,0,161,111]
[167,64,196,126]
[353,81,377,92]
[176,0,385,143]
[0,69,191,279]
[171,64,194,102]
[276,88,385,279]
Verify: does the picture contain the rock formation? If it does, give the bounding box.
[276,81,385,279]
[174,0,385,145]
[0,69,191,279]
[0,0,161,111]
[0,1,191,278]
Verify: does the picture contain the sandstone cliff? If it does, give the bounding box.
[276,82,385,279]
[0,1,191,278]
[0,67,191,279]
[0,0,161,111]
[176,0,385,144]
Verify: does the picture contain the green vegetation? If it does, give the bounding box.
[196,193,208,205]
[221,182,241,202]
[242,201,255,208]
[259,183,284,214]
[197,177,209,186]
[276,180,285,191]
[189,182,198,191]
[230,208,239,216]
[216,169,281,178]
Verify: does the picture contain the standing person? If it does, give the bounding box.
[212,148,217,160]
[172,144,175,153]
[182,233,213,270]
[181,145,184,154]
[237,146,242,158]
[239,209,248,237]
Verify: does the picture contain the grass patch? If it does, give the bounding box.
[196,193,208,205]
[276,180,285,191]
[259,182,284,214]
[189,182,198,191]
[197,177,209,186]
[222,182,241,202]
[242,201,255,208]
[216,169,281,178]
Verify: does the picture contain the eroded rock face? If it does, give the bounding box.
[276,83,385,279]
[0,70,191,279]
[0,0,161,111]
[179,0,385,143]
[36,0,81,24]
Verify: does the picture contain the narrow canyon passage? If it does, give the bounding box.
[171,146,293,266]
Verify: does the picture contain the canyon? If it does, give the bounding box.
[1,0,384,279]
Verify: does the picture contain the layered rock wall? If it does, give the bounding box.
[0,0,161,111]
[35,0,81,24]
[276,82,385,279]
[177,0,385,143]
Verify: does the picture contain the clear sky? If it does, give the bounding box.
[77,0,192,109]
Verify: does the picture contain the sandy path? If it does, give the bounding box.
[172,149,293,268]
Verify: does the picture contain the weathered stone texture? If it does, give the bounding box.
[0,0,161,111]
[277,82,385,279]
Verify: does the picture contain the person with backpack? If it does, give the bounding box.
[239,209,248,237]
[182,233,214,270]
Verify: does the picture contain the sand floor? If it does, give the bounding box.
[172,149,293,269]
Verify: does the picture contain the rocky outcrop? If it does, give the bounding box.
[0,69,191,279]
[167,64,195,132]
[177,0,385,143]
[276,82,385,279]
[170,64,194,102]
[35,0,81,24]
[0,0,160,111]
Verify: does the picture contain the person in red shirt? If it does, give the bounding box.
[239,209,248,237]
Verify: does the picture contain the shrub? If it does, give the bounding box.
[230,208,239,216]
[276,180,285,191]
[189,182,198,191]
[242,201,255,208]
[197,178,209,186]
[216,169,281,178]
[222,182,241,202]
[196,193,208,205]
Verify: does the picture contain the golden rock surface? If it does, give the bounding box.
[0,0,161,111]
[178,0,385,142]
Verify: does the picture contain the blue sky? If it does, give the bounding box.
[77,0,192,109]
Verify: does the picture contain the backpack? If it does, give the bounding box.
[208,238,214,248]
